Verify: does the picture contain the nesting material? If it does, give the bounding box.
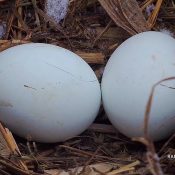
[0,22,6,38]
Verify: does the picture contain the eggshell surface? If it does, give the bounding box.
[102,31,175,141]
[0,43,101,143]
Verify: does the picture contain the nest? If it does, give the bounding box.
[0,0,175,174]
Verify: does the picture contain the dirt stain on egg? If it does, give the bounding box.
[24,85,37,90]
[0,100,13,107]
[57,121,64,126]
[152,54,157,61]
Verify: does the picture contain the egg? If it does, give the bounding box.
[102,31,175,141]
[0,43,101,143]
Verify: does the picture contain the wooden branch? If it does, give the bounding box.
[88,124,117,134]
[76,51,105,64]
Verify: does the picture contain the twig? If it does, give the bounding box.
[144,77,175,138]
[141,0,155,11]
[88,124,117,134]
[93,20,112,46]
[0,123,28,171]
[0,169,11,175]
[147,0,163,28]
[0,160,30,175]
[158,133,175,155]
[59,145,129,162]
[133,77,175,175]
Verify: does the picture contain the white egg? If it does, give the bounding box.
[0,43,101,143]
[102,31,175,141]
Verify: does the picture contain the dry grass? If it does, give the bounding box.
[0,0,175,174]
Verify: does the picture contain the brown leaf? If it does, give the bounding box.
[99,0,136,35]
[98,0,149,35]
[118,0,149,33]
